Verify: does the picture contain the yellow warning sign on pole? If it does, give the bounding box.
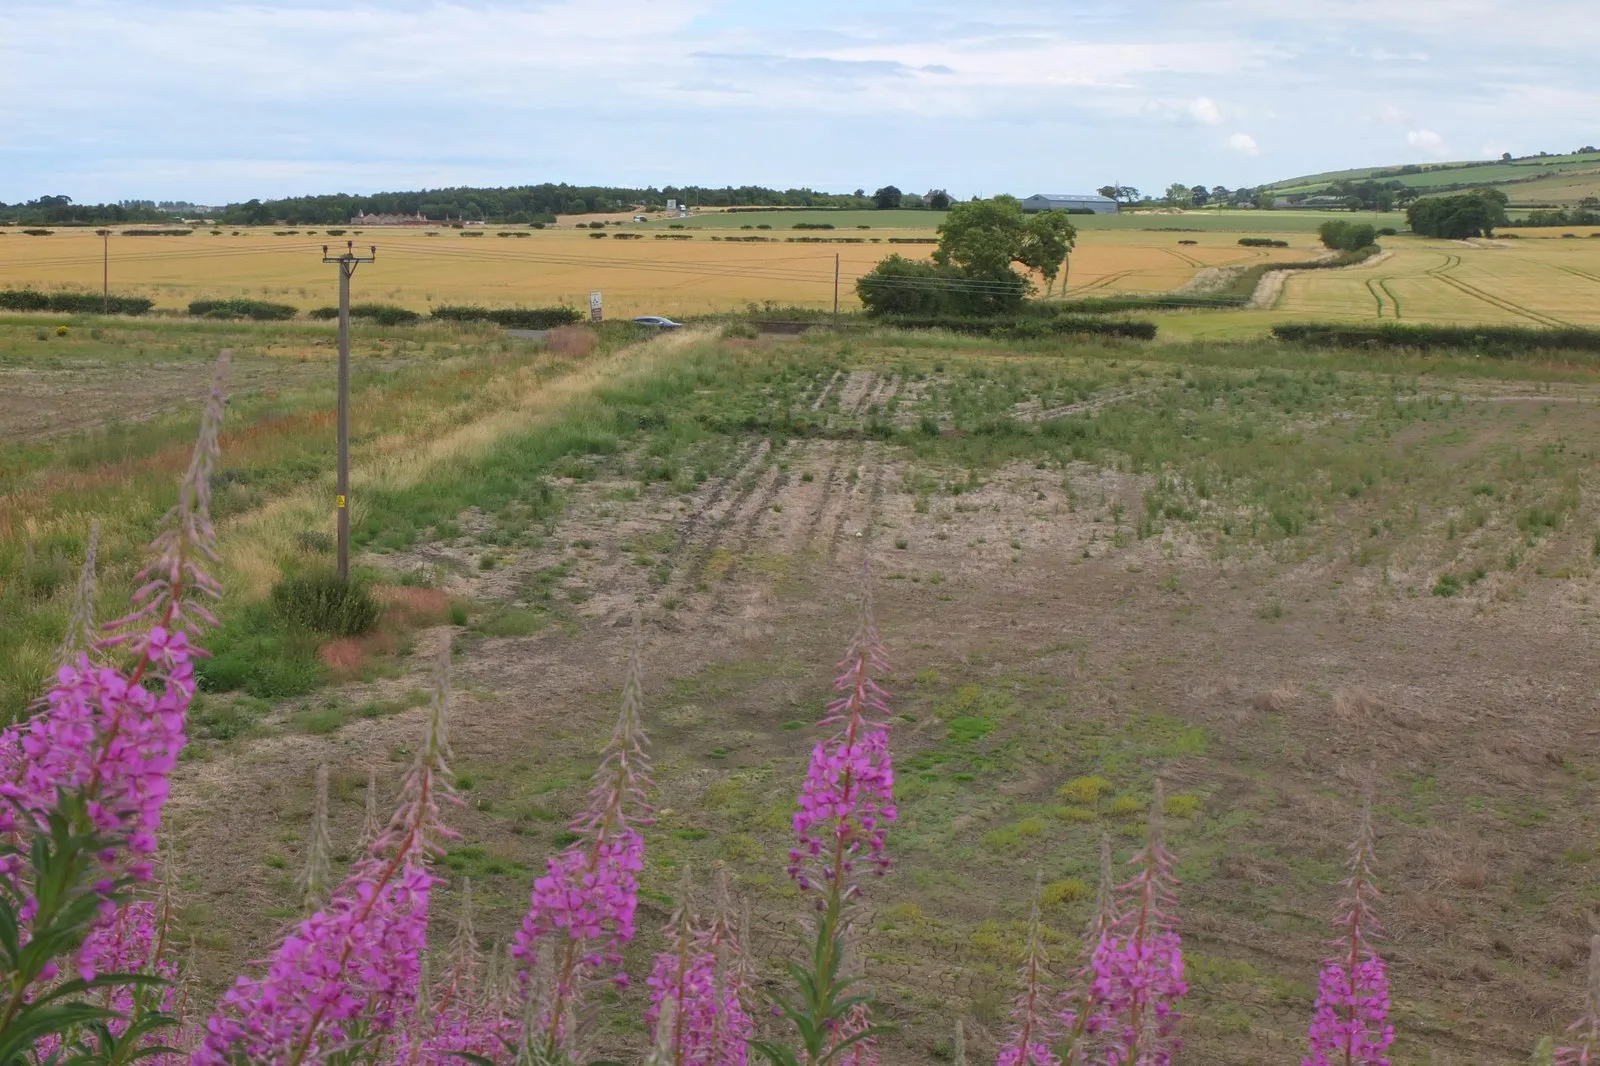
[336,495,347,509]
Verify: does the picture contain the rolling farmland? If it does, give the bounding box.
[0,220,1318,316]
[1272,235,1600,327]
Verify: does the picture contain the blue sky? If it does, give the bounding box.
[1,0,1596,204]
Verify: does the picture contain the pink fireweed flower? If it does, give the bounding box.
[1093,783,1187,1066]
[512,617,653,1056]
[996,884,1060,1066]
[1057,836,1118,1060]
[645,868,755,1066]
[1,643,193,875]
[105,351,229,662]
[787,583,896,898]
[196,647,457,1066]
[1555,936,1600,1066]
[1303,777,1393,1066]
[646,949,754,1066]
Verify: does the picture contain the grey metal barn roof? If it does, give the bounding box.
[1027,194,1116,203]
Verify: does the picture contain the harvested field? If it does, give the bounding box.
[9,319,1600,1062]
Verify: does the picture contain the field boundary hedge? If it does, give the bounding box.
[0,289,153,315]
[188,298,298,320]
[429,305,583,329]
[1272,321,1600,355]
[873,314,1157,340]
[1053,244,1383,314]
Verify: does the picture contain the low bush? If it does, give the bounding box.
[270,568,381,637]
[324,228,346,236]
[460,230,484,237]
[120,228,192,236]
[1272,321,1600,355]
[429,304,583,329]
[187,298,298,320]
[793,222,836,230]
[21,228,52,236]
[307,303,420,325]
[1237,237,1289,247]
[0,289,153,315]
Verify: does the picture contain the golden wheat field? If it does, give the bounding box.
[1274,234,1600,327]
[0,222,1315,316]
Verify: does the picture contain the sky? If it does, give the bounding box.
[1,0,1597,205]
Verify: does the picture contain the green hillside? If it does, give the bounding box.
[1272,150,1600,204]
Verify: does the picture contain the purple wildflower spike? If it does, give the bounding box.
[105,351,230,661]
[788,578,896,899]
[1059,835,1119,1060]
[297,764,334,911]
[56,520,103,668]
[196,646,456,1065]
[512,615,653,1057]
[1304,775,1394,1066]
[645,867,755,1066]
[1093,781,1187,1066]
[1555,936,1600,1066]
[996,880,1061,1066]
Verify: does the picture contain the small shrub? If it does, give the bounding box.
[1432,572,1462,597]
[1059,775,1114,805]
[270,569,380,636]
[1105,794,1145,818]
[1164,793,1202,818]
[1040,878,1091,905]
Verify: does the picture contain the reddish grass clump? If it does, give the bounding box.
[546,324,597,357]
[377,585,452,628]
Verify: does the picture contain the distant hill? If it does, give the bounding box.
[1271,150,1600,207]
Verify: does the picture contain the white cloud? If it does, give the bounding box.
[1406,128,1452,158]
[1188,96,1223,124]
[1372,103,1411,125]
[1227,132,1261,155]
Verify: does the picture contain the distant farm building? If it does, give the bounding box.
[1021,194,1118,215]
[348,211,432,226]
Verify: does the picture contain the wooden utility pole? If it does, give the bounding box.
[833,253,841,325]
[320,241,377,582]
[98,230,110,313]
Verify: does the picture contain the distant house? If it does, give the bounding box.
[348,211,432,226]
[1021,193,1118,215]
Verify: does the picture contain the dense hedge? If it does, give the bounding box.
[120,228,192,236]
[875,313,1157,340]
[1318,221,1378,252]
[307,303,421,325]
[1272,322,1600,355]
[0,289,153,315]
[1238,237,1289,247]
[188,298,298,320]
[429,305,583,329]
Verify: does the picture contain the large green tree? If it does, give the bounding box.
[857,195,1077,315]
[1017,211,1078,295]
[872,185,903,210]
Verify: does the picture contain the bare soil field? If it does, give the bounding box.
[47,327,1589,1063]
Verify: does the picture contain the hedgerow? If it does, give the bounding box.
[187,298,298,320]
[0,289,153,315]
[429,304,583,329]
[1272,321,1600,355]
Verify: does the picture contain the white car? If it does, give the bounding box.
[633,316,683,329]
